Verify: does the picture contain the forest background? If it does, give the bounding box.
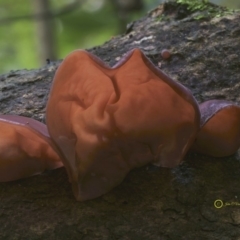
[0,0,239,75]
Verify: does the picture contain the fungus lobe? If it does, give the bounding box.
[0,115,63,182]
[46,48,200,201]
[191,100,240,157]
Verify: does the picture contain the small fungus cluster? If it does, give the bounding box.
[1,49,240,201]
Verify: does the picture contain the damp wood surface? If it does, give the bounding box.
[0,2,240,240]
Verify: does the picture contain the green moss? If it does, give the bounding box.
[176,0,209,12]
[176,0,236,19]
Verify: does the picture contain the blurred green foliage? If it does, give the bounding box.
[0,0,122,74]
[55,2,119,57]
[0,0,239,74]
[0,0,35,73]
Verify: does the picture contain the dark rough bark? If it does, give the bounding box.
[0,2,240,239]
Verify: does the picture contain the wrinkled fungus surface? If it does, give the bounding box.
[0,115,63,182]
[191,100,240,157]
[46,48,200,201]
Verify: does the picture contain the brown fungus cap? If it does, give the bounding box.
[46,48,200,201]
[191,100,240,157]
[0,115,63,182]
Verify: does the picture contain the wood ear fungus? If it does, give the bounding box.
[46,48,200,201]
[0,115,63,182]
[191,100,240,157]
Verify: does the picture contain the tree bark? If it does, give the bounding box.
[0,2,240,239]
